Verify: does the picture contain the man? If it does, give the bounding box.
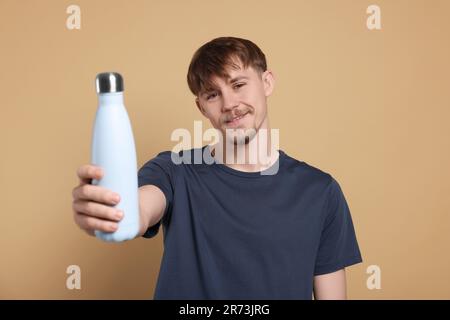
[72,37,362,299]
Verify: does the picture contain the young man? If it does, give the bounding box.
[72,37,362,299]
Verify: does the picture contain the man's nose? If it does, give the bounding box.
[221,90,239,112]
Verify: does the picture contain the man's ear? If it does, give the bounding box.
[196,97,207,118]
[262,70,275,97]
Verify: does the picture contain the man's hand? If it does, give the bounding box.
[72,164,167,239]
[72,164,124,236]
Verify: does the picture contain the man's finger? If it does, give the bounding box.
[76,165,103,185]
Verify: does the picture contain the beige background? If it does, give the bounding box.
[1,0,449,299]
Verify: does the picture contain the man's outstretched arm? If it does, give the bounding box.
[313,269,347,300]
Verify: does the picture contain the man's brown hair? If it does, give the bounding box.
[187,37,267,97]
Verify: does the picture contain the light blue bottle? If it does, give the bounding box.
[91,72,139,242]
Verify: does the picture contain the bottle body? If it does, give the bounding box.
[91,92,139,242]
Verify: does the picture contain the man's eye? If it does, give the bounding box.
[233,83,246,89]
[207,92,218,100]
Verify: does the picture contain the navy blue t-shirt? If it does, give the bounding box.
[138,145,362,299]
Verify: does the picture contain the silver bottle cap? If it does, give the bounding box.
[95,72,124,93]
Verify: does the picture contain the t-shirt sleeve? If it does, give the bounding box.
[314,177,363,275]
[138,151,175,239]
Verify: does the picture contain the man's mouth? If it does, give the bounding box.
[226,112,248,125]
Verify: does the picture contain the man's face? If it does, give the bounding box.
[196,63,274,145]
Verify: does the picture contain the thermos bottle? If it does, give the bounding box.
[91,72,139,242]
